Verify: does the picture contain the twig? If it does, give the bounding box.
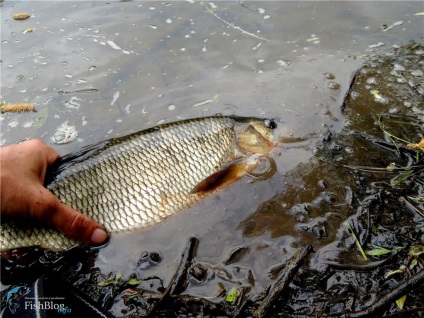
[252,245,312,318]
[347,268,424,317]
[377,112,411,146]
[343,164,409,173]
[178,295,239,317]
[399,196,424,218]
[325,248,402,271]
[201,2,269,42]
[341,71,358,111]
[169,236,198,296]
[379,113,424,126]
[352,131,418,157]
[145,236,198,317]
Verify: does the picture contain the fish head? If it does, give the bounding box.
[235,118,279,155]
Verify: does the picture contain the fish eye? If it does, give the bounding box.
[264,119,277,129]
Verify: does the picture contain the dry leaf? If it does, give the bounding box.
[407,138,424,152]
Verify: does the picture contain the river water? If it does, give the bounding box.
[1,0,423,312]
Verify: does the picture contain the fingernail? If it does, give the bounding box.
[91,228,108,245]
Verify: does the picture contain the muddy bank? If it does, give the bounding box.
[276,42,424,317]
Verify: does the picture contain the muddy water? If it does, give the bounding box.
[1,0,423,313]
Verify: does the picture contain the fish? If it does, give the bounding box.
[0,116,280,252]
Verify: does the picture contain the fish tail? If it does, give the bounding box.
[9,302,20,314]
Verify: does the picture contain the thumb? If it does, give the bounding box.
[39,189,109,246]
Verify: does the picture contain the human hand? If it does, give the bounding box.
[0,139,108,246]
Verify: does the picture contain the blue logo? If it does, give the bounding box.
[57,306,72,314]
[6,286,30,314]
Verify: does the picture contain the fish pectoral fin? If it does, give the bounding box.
[190,158,247,195]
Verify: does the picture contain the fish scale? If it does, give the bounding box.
[0,116,277,251]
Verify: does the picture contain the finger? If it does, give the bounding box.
[40,143,61,166]
[27,139,61,166]
[17,140,61,181]
[37,189,109,246]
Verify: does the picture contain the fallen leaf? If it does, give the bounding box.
[22,28,33,34]
[372,90,383,99]
[396,295,407,309]
[127,278,142,286]
[307,37,319,42]
[226,287,240,304]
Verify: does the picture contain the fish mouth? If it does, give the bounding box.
[267,117,308,144]
[275,136,307,143]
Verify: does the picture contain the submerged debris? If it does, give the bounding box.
[382,20,403,32]
[201,2,269,42]
[50,121,78,144]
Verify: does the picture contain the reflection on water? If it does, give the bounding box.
[4,1,421,149]
[1,0,423,307]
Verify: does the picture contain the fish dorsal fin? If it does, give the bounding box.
[190,158,247,195]
[44,140,111,186]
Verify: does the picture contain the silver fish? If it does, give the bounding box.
[0,116,279,251]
